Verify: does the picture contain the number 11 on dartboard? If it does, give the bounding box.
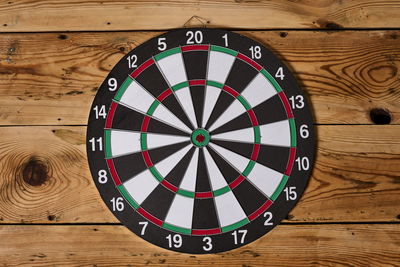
[87,28,315,254]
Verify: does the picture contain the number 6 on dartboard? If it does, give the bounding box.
[87,28,315,254]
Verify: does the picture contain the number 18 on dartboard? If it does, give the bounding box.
[87,28,315,254]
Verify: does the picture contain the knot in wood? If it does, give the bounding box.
[22,157,49,186]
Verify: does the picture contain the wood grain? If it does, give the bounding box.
[0,125,398,224]
[1,0,400,32]
[0,224,398,266]
[0,30,399,125]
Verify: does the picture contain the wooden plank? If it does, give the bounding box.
[0,30,399,125]
[1,1,400,32]
[0,224,398,266]
[0,125,398,224]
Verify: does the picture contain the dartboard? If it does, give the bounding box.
[87,28,315,254]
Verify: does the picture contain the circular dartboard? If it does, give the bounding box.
[87,28,315,254]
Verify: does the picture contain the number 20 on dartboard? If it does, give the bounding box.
[87,28,315,254]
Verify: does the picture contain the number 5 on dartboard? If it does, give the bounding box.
[87,28,315,254]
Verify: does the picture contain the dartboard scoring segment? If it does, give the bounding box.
[87,29,315,254]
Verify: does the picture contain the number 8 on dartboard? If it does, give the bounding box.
[86,28,316,254]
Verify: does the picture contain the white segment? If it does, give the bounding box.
[179,148,199,191]
[154,144,192,177]
[157,53,187,86]
[119,80,154,113]
[208,100,247,132]
[110,130,141,157]
[146,133,189,150]
[152,104,191,133]
[203,147,229,190]
[212,127,254,144]
[247,162,283,197]
[123,169,159,205]
[208,143,248,174]
[207,51,235,83]
[202,85,221,128]
[164,194,194,229]
[175,87,198,128]
[214,191,247,227]
[260,119,291,147]
[241,72,277,107]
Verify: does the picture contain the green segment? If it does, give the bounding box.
[213,186,230,197]
[289,118,297,147]
[222,218,249,233]
[154,47,181,61]
[210,45,238,56]
[163,222,191,235]
[177,189,195,198]
[253,126,261,144]
[118,185,139,209]
[270,175,289,201]
[104,130,112,158]
[140,133,147,150]
[261,69,282,93]
[172,81,189,91]
[146,100,160,116]
[191,128,210,147]
[114,77,132,101]
[206,80,223,88]
[242,160,255,177]
[149,167,163,182]
[237,95,251,110]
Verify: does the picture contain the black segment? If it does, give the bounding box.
[148,141,191,164]
[140,183,176,221]
[192,198,220,230]
[211,94,286,135]
[135,64,169,97]
[205,91,235,130]
[211,139,290,174]
[148,118,189,136]
[162,94,195,130]
[206,146,241,184]
[164,147,196,187]
[232,178,268,216]
[190,85,206,127]
[183,51,208,80]
[225,58,258,93]
[195,149,212,192]
[113,152,147,184]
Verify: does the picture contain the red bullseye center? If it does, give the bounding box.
[196,134,205,143]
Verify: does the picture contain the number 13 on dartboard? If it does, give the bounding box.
[86,28,315,254]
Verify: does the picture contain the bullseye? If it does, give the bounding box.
[191,128,210,147]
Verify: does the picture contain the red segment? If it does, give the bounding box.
[247,109,259,126]
[285,147,296,176]
[157,88,173,102]
[248,200,273,221]
[130,58,154,78]
[137,207,163,226]
[192,228,221,236]
[223,85,240,98]
[105,101,118,129]
[189,79,206,86]
[161,180,178,192]
[195,191,213,199]
[229,175,245,189]
[106,159,122,186]
[278,92,294,119]
[251,144,260,161]
[141,116,151,132]
[181,45,209,52]
[142,150,153,167]
[237,53,262,71]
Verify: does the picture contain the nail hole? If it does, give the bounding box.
[57,34,68,40]
[279,32,288,38]
[369,108,391,124]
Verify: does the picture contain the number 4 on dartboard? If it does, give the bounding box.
[87,28,315,254]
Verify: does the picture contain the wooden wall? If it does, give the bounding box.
[0,1,399,266]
